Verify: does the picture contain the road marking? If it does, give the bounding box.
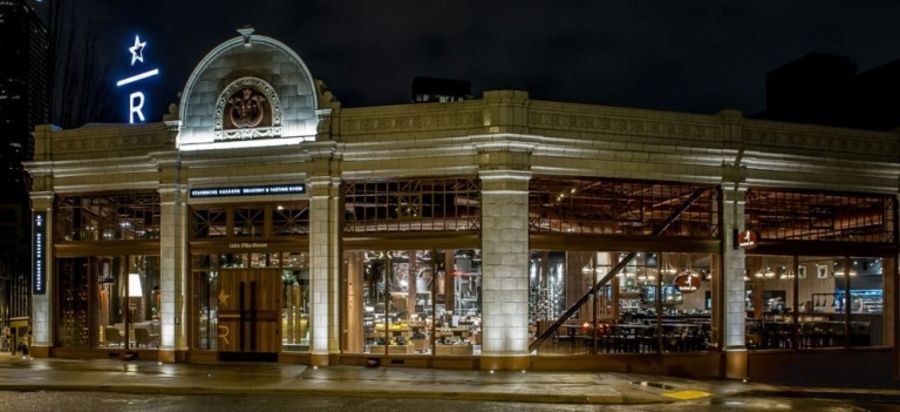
[663,390,712,400]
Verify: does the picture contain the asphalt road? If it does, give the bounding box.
[0,391,896,412]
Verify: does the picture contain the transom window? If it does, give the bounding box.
[745,188,896,243]
[529,177,719,237]
[190,202,309,239]
[56,192,160,241]
[343,177,481,233]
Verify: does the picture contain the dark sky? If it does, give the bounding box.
[50,0,900,122]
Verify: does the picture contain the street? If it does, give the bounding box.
[0,391,895,412]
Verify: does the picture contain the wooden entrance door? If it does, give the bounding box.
[218,269,281,361]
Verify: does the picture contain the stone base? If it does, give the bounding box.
[725,348,748,380]
[29,346,50,358]
[158,349,188,363]
[480,355,531,371]
[310,352,331,367]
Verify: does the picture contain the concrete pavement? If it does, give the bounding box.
[0,354,896,405]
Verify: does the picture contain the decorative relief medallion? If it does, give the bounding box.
[226,88,270,129]
[214,77,282,141]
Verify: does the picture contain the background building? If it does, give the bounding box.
[411,76,471,103]
[0,0,49,334]
[760,52,900,130]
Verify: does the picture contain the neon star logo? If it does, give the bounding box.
[128,35,146,66]
[115,33,160,123]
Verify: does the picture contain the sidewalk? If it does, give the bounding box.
[0,356,896,405]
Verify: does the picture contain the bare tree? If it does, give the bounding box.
[47,0,115,128]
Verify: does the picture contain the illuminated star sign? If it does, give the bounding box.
[129,35,146,66]
[116,34,160,124]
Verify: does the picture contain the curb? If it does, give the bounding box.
[0,384,672,405]
[735,389,900,404]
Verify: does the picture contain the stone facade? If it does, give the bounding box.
[22,31,900,376]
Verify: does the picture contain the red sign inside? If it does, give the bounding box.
[737,229,758,250]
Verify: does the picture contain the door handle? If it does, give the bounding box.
[239,280,246,352]
[250,280,257,352]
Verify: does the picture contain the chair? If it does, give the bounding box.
[105,327,124,348]
[135,328,158,348]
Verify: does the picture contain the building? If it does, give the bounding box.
[25,28,900,386]
[411,76,471,103]
[761,52,900,131]
[0,0,49,340]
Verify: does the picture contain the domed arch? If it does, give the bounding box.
[177,30,319,150]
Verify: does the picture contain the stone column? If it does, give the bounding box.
[308,175,341,365]
[30,192,54,356]
[479,170,531,371]
[158,184,189,361]
[721,183,748,379]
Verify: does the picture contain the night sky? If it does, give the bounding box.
[49,0,900,123]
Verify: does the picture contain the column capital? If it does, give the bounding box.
[157,184,188,204]
[720,182,748,202]
[307,176,341,197]
[30,191,55,210]
[476,142,533,172]
[479,170,531,192]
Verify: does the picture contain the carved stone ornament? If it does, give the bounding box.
[214,77,282,141]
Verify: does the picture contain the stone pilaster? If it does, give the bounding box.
[158,184,189,361]
[721,183,748,379]
[482,90,529,134]
[30,192,54,354]
[479,170,531,370]
[308,175,341,365]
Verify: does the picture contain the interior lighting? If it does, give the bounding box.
[128,273,143,297]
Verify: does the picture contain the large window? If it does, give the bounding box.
[529,251,716,355]
[57,256,160,349]
[742,188,894,350]
[343,178,481,233]
[745,255,888,350]
[56,193,160,241]
[344,249,482,356]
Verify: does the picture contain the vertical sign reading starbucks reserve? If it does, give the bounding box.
[33,211,46,295]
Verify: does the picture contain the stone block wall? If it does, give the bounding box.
[480,171,531,356]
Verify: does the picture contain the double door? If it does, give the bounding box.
[218,269,281,361]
